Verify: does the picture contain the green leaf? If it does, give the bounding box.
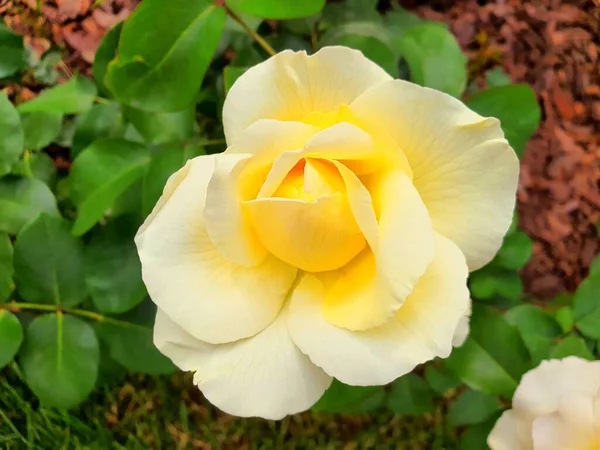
[494,231,532,270]
[0,310,22,368]
[397,23,467,97]
[69,138,150,236]
[96,299,176,375]
[590,254,600,277]
[320,22,397,76]
[20,111,63,151]
[555,306,574,334]
[11,153,57,188]
[0,23,27,79]
[0,233,14,302]
[223,66,248,94]
[105,0,226,112]
[20,313,99,409]
[505,305,562,365]
[469,267,523,303]
[0,92,24,177]
[227,0,325,19]
[13,215,87,307]
[387,374,434,416]
[448,389,499,427]
[466,85,540,157]
[142,143,205,216]
[0,177,59,235]
[321,0,380,29]
[122,106,196,146]
[573,274,600,339]
[446,305,531,398]
[459,418,498,450]
[93,22,123,97]
[424,363,461,396]
[17,74,97,114]
[550,333,595,360]
[312,380,385,414]
[486,67,511,87]
[71,102,124,158]
[85,216,146,314]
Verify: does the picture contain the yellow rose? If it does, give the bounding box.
[136,46,518,419]
[488,357,600,450]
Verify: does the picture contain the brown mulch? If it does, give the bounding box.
[2,0,599,299]
[404,0,600,299]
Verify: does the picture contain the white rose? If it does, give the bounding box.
[136,46,518,419]
[488,357,600,450]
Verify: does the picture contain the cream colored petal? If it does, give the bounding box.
[351,80,519,270]
[136,155,297,344]
[204,152,267,267]
[452,302,472,348]
[531,397,598,450]
[487,411,525,450]
[154,308,332,420]
[223,46,392,143]
[288,233,469,385]
[513,357,600,418]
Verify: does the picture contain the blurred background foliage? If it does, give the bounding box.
[0,0,597,448]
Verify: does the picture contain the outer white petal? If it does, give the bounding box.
[513,357,600,417]
[223,46,391,143]
[136,155,297,345]
[487,411,525,450]
[288,233,469,385]
[154,308,332,420]
[350,80,519,271]
[452,303,472,348]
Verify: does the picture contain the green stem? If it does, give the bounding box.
[224,5,276,57]
[22,150,34,178]
[4,302,150,331]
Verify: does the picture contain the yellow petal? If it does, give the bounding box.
[351,79,519,270]
[136,155,297,344]
[154,308,331,420]
[287,233,469,385]
[223,47,391,143]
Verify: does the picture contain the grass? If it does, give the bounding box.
[0,364,456,449]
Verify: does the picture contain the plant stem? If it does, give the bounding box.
[22,150,34,178]
[224,5,276,57]
[4,302,150,331]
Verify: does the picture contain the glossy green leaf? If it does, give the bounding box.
[17,74,97,114]
[0,92,24,177]
[384,6,426,41]
[223,66,247,94]
[424,364,461,396]
[14,215,87,307]
[227,0,325,19]
[486,67,511,87]
[0,233,14,302]
[93,22,123,97]
[20,313,99,409]
[0,23,27,78]
[387,374,434,416]
[71,102,124,158]
[312,380,385,414]
[506,305,562,365]
[550,333,595,360]
[397,23,467,97]
[96,300,176,375]
[321,0,380,29]
[494,231,533,270]
[122,106,196,146]
[20,111,63,151]
[12,153,57,188]
[105,0,226,112]
[111,179,143,221]
[459,418,498,450]
[320,22,397,75]
[555,306,574,334]
[469,268,523,303]
[448,389,499,427]
[0,177,59,235]
[85,216,146,314]
[69,138,150,236]
[466,84,541,156]
[573,274,600,339]
[0,310,22,368]
[446,305,531,397]
[142,143,205,216]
